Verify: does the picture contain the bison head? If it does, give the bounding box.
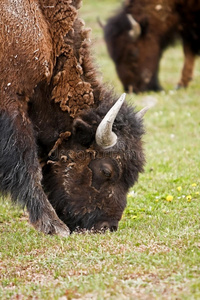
[42,94,146,233]
[103,12,163,93]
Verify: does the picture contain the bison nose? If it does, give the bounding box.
[110,224,118,232]
[96,221,118,232]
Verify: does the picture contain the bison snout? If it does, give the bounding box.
[95,221,118,232]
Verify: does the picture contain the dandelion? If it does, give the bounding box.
[186,195,192,202]
[191,183,197,187]
[166,195,173,202]
[195,192,199,195]
[131,215,137,219]
[177,186,182,192]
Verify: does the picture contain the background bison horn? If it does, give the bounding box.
[97,17,105,29]
[127,14,141,40]
[135,106,150,120]
[95,93,126,149]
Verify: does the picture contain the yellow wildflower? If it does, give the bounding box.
[177,186,182,192]
[186,195,192,202]
[191,183,197,187]
[195,192,199,195]
[131,215,137,219]
[166,195,173,202]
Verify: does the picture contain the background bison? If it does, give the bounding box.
[101,0,200,93]
[0,0,146,235]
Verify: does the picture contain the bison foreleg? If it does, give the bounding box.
[0,102,70,237]
[177,43,196,89]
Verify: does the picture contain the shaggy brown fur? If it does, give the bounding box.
[0,0,81,236]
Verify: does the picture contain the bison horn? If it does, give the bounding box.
[128,85,134,94]
[95,93,126,149]
[135,106,149,120]
[127,14,141,40]
[97,17,105,29]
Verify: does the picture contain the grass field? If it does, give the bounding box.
[1,1,200,299]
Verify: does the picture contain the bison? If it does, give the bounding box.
[0,0,147,236]
[100,0,200,93]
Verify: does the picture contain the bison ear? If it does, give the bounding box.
[72,118,94,146]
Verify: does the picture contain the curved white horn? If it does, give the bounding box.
[135,106,149,120]
[95,93,126,149]
[127,14,141,39]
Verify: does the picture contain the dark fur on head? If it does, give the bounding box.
[41,92,145,232]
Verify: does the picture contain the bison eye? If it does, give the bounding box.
[102,168,112,178]
[89,158,120,190]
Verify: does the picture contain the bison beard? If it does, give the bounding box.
[102,0,200,93]
[0,0,146,235]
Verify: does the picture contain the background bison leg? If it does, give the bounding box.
[0,100,70,237]
[177,43,196,89]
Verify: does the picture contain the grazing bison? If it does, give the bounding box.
[100,0,200,93]
[0,0,146,235]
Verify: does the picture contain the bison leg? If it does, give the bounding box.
[0,100,70,237]
[177,43,196,89]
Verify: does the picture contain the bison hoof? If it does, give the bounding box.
[33,215,70,237]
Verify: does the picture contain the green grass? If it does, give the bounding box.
[1,1,200,299]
